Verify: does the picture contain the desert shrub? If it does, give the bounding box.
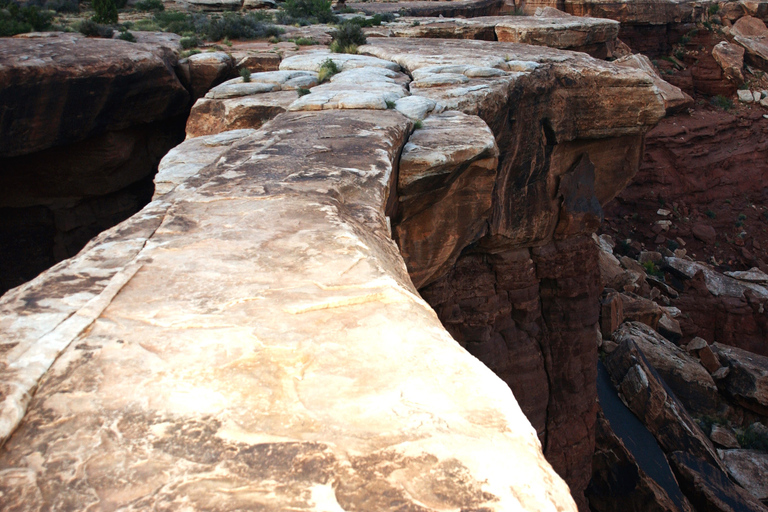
[737,424,768,451]
[92,0,117,23]
[117,29,136,41]
[239,67,251,81]
[148,11,281,41]
[342,13,393,27]
[330,20,365,53]
[317,58,339,82]
[279,0,335,24]
[77,18,114,36]
[711,94,732,111]
[135,0,163,10]
[45,0,79,13]
[705,209,716,218]
[180,34,199,48]
[642,260,664,279]
[297,87,311,96]
[667,239,679,251]
[291,36,317,45]
[708,2,719,14]
[0,0,53,36]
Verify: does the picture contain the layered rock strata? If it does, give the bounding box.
[0,34,670,510]
[0,33,191,294]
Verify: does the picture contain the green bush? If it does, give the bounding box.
[92,0,117,24]
[706,209,717,219]
[317,57,339,82]
[737,424,768,451]
[77,18,114,36]
[297,87,311,96]
[279,0,335,24]
[180,34,199,48]
[711,94,732,111]
[239,67,251,82]
[135,0,163,11]
[148,11,281,41]
[330,20,365,53]
[117,29,136,41]
[0,0,53,36]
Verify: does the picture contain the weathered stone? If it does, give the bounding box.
[0,109,577,512]
[186,91,297,138]
[0,33,189,157]
[186,51,236,100]
[588,410,693,512]
[280,51,401,73]
[153,129,259,199]
[698,344,722,374]
[732,16,768,71]
[601,289,624,338]
[739,89,757,102]
[710,425,740,448]
[725,268,768,284]
[669,451,768,512]
[612,322,721,415]
[692,222,717,244]
[687,336,708,352]
[712,41,746,82]
[614,54,694,113]
[393,95,441,120]
[236,52,282,73]
[657,312,683,344]
[712,343,768,416]
[620,293,663,329]
[604,338,724,470]
[395,111,499,289]
[720,449,768,502]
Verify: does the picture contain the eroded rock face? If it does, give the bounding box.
[712,343,768,416]
[0,33,190,295]
[0,109,577,512]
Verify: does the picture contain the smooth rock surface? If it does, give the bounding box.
[186,91,298,137]
[614,53,694,113]
[732,16,768,71]
[712,41,746,82]
[720,449,768,501]
[0,109,577,511]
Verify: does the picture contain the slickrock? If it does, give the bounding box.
[0,109,577,511]
[380,13,620,58]
[361,37,664,508]
[184,51,237,100]
[186,91,298,137]
[0,33,189,157]
[712,41,746,82]
[612,322,722,415]
[614,54,694,113]
[711,343,768,415]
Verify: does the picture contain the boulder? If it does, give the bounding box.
[692,223,717,244]
[669,451,768,512]
[186,91,299,138]
[587,410,693,512]
[614,54,694,113]
[0,33,189,158]
[657,312,683,344]
[620,293,663,329]
[600,289,624,338]
[712,41,746,83]
[720,449,768,502]
[604,338,724,470]
[732,16,768,72]
[712,343,768,416]
[186,51,236,100]
[394,111,499,288]
[236,52,282,73]
[612,322,722,415]
[710,425,740,449]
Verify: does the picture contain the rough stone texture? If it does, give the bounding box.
[587,410,693,512]
[712,41,746,82]
[0,32,189,158]
[360,38,664,509]
[186,91,298,138]
[395,111,499,288]
[710,424,740,448]
[185,51,237,100]
[669,451,768,512]
[712,343,768,416]
[720,449,768,501]
[349,0,506,17]
[620,293,663,329]
[604,338,725,472]
[0,32,189,296]
[0,109,577,512]
[612,322,722,415]
[613,54,694,113]
[732,15,768,71]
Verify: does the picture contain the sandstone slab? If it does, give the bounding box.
[720,449,768,501]
[185,51,236,100]
[713,41,746,83]
[186,90,298,137]
[614,54,694,113]
[0,106,577,511]
[733,16,768,71]
[712,343,768,416]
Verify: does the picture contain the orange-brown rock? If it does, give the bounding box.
[186,91,297,137]
[712,343,768,416]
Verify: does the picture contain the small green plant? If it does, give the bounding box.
[385,99,396,109]
[180,35,200,49]
[223,36,232,46]
[708,2,720,15]
[330,20,366,53]
[297,87,311,96]
[642,260,665,279]
[279,0,336,24]
[711,95,733,111]
[180,48,201,58]
[118,29,136,41]
[667,239,680,251]
[0,0,54,36]
[736,424,768,451]
[706,209,716,219]
[239,67,252,82]
[317,58,339,82]
[92,0,118,24]
[738,213,747,221]
[291,36,318,45]
[77,19,114,37]
[736,220,744,228]
[413,120,423,130]
[411,20,420,26]
[703,20,713,31]
[675,49,685,60]
[135,0,164,11]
